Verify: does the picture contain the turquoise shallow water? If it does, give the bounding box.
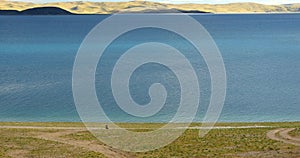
[0,14,299,122]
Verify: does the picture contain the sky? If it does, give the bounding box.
[8,0,300,4]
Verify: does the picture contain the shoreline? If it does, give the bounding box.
[0,121,299,126]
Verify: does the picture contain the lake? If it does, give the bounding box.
[0,14,299,122]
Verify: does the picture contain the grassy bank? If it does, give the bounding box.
[0,122,299,157]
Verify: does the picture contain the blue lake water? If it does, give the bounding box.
[0,14,299,122]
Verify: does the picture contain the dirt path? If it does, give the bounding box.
[0,124,133,158]
[267,128,300,146]
[279,128,300,142]
[0,125,273,158]
[33,129,133,158]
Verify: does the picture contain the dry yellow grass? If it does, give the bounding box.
[0,1,299,14]
[0,122,299,157]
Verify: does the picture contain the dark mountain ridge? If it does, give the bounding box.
[0,7,73,15]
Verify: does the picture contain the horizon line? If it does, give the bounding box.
[5,0,300,5]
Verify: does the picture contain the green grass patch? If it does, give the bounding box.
[62,131,103,143]
[0,122,299,157]
[135,128,298,157]
[289,128,300,138]
[61,126,300,157]
[0,128,105,158]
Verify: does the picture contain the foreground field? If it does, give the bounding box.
[0,122,299,157]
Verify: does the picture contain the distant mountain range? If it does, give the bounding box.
[0,1,300,14]
[0,7,73,15]
[0,6,209,15]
